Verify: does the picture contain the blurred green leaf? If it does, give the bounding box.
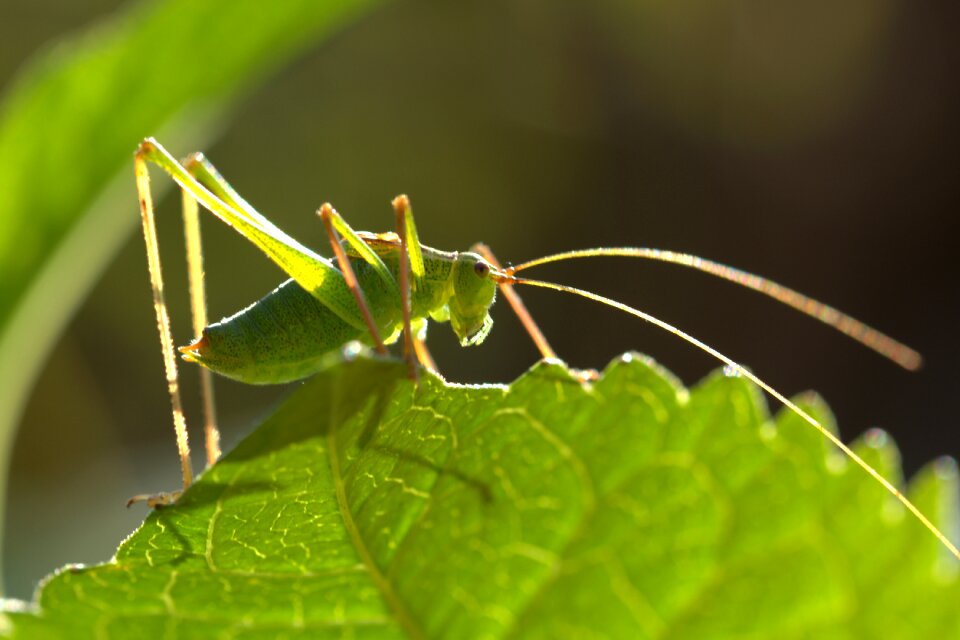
[0,0,385,569]
[4,355,958,638]
[0,0,382,329]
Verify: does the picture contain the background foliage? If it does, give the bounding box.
[0,0,958,606]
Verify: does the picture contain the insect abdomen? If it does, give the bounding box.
[181,279,368,384]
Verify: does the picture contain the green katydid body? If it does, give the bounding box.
[181,235,497,384]
[135,138,497,388]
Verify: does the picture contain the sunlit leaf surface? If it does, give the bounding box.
[4,355,958,638]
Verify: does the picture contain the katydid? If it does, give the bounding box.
[131,137,957,562]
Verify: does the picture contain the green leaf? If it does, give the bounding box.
[0,0,385,565]
[3,354,958,638]
[0,0,383,327]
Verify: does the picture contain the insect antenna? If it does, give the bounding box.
[498,273,959,560]
[508,248,921,371]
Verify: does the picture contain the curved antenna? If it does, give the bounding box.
[508,248,921,371]
[501,273,959,561]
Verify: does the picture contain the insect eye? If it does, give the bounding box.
[473,260,490,277]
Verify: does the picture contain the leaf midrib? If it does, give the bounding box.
[327,399,425,639]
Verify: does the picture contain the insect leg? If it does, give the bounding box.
[178,149,296,465]
[130,145,194,506]
[315,205,400,300]
[177,155,234,467]
[413,331,439,374]
[396,195,425,292]
[393,195,420,382]
[181,151,277,231]
[136,139,370,333]
[472,243,557,361]
[318,203,388,355]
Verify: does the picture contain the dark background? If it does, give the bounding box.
[3,0,958,598]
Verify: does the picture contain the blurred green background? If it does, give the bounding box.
[1,0,958,600]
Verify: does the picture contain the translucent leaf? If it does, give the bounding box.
[4,354,958,638]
